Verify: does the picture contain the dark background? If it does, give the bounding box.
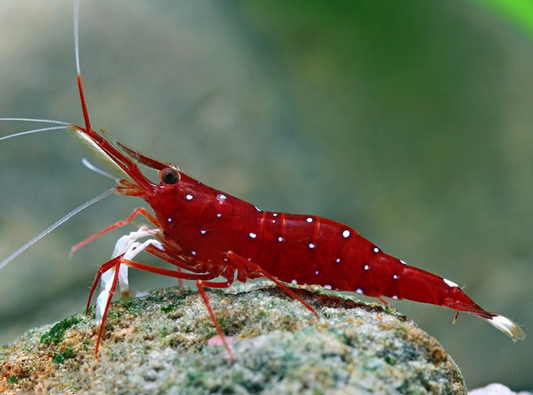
[1,0,532,390]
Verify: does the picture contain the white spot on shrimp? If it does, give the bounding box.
[373,247,379,253]
[315,270,319,275]
[186,194,193,201]
[272,220,276,223]
[247,258,252,261]
[223,258,228,262]
[356,288,364,294]
[443,278,459,288]
[336,258,341,263]
[324,284,332,290]
[291,279,298,285]
[273,213,278,217]
[216,194,227,204]
[200,230,207,235]
[342,230,351,238]
[392,295,399,300]
[249,232,257,239]
[278,237,283,242]
[306,217,313,223]
[217,213,222,218]
[167,218,172,223]
[400,260,407,265]
[309,243,315,249]
[364,264,369,271]
[191,251,197,256]
[393,274,398,280]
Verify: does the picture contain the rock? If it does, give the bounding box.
[469,383,532,395]
[0,283,466,394]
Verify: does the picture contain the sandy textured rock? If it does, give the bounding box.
[0,283,466,394]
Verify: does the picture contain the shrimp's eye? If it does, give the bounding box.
[160,167,180,185]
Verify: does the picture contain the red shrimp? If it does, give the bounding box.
[71,88,526,357]
[1,1,525,360]
[73,121,526,358]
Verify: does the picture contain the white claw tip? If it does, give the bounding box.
[487,315,526,342]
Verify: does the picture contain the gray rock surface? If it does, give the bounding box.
[1,283,466,394]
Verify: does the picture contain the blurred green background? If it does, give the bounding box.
[1,0,532,390]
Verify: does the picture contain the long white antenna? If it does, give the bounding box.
[0,126,68,142]
[74,0,81,76]
[0,118,69,125]
[0,188,114,271]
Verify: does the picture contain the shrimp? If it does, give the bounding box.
[0,1,525,360]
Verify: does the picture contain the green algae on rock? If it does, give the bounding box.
[0,283,466,394]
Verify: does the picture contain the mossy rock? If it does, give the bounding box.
[0,283,466,394]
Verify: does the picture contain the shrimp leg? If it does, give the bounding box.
[90,256,220,356]
[196,279,235,360]
[70,207,160,256]
[225,251,319,319]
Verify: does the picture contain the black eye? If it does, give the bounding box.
[160,167,180,185]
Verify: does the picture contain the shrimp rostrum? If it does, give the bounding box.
[1,1,525,360]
